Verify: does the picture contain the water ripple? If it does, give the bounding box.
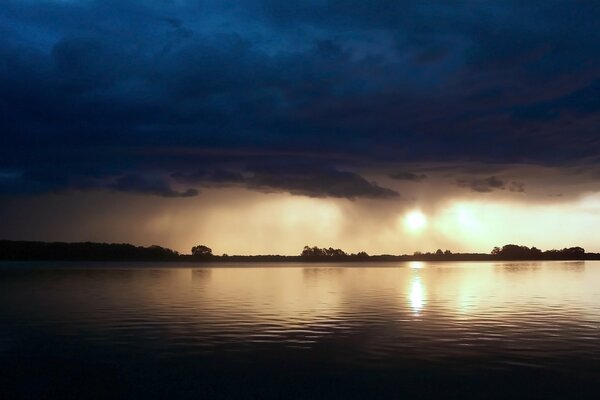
[2,261,600,375]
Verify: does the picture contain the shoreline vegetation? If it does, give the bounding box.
[0,240,597,262]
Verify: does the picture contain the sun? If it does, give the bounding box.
[405,210,427,231]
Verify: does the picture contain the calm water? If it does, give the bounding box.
[2,261,600,399]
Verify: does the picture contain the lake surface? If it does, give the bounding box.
[2,261,600,399]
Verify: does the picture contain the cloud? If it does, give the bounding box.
[172,169,246,185]
[456,176,525,193]
[174,163,398,199]
[389,172,427,182]
[1,1,600,199]
[245,166,398,199]
[108,175,198,198]
[507,181,525,193]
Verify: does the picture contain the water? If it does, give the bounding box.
[1,261,600,399]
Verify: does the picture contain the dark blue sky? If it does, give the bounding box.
[2,0,600,199]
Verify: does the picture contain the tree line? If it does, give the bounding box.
[491,244,586,260]
[0,240,180,261]
[0,240,596,262]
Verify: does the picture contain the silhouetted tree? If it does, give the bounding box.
[191,245,213,257]
[544,246,585,260]
[564,246,585,258]
[301,246,347,257]
[325,247,347,256]
[493,244,542,259]
[301,246,322,257]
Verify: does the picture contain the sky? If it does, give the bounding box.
[2,0,600,255]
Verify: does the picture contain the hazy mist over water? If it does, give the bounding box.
[2,261,600,398]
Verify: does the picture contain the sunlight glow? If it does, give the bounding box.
[405,210,427,231]
[456,205,478,228]
[57,189,600,256]
[434,198,600,252]
[197,194,344,255]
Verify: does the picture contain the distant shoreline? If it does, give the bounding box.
[1,240,598,263]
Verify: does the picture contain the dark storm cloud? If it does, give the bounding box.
[246,166,398,199]
[174,163,398,199]
[2,1,600,198]
[108,174,198,198]
[389,172,427,182]
[507,181,526,193]
[456,176,525,193]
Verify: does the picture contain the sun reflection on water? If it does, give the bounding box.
[409,275,426,314]
[409,261,424,269]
